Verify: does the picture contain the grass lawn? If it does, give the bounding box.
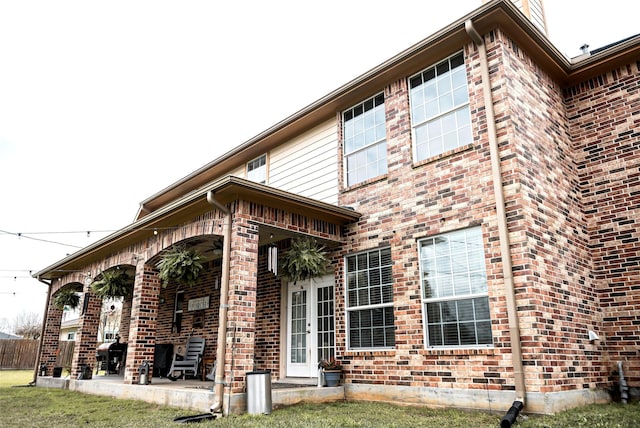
[1,370,638,427]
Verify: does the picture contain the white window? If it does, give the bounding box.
[345,247,394,349]
[317,284,335,362]
[419,227,492,347]
[343,93,387,186]
[247,154,267,184]
[410,52,472,161]
[173,290,184,334]
[66,332,75,341]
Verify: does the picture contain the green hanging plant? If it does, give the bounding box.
[280,237,330,284]
[54,288,80,310]
[91,269,133,300]
[157,246,204,288]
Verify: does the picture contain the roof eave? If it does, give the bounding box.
[35,176,361,280]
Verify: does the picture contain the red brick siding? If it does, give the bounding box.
[254,245,283,377]
[495,29,605,393]
[566,60,640,384]
[155,261,221,364]
[336,28,614,395]
[338,41,508,392]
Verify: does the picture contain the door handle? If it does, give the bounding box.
[306,330,311,334]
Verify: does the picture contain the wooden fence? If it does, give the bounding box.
[0,339,38,369]
[0,339,76,370]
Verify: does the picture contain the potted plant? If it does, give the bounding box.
[318,357,343,387]
[53,287,80,310]
[91,269,133,300]
[280,237,330,284]
[157,245,204,287]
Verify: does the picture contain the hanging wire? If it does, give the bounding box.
[0,229,83,249]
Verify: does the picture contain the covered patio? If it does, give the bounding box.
[35,176,360,415]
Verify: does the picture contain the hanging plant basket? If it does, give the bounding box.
[280,237,330,284]
[53,288,80,310]
[157,246,204,288]
[91,269,133,300]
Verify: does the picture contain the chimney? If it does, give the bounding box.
[484,0,548,35]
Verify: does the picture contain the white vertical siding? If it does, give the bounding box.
[269,119,339,204]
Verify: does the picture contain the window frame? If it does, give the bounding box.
[409,51,472,162]
[345,247,395,350]
[342,93,387,187]
[246,154,267,184]
[418,227,493,349]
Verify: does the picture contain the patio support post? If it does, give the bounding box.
[34,278,52,383]
[123,261,160,384]
[71,280,101,379]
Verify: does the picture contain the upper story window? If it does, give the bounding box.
[247,154,267,184]
[418,227,492,348]
[343,93,387,186]
[409,52,472,162]
[345,247,395,349]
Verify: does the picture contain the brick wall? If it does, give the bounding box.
[155,260,222,364]
[494,29,605,393]
[336,27,617,396]
[338,41,508,392]
[566,60,640,384]
[254,244,284,377]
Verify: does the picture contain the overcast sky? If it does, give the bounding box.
[1,0,638,332]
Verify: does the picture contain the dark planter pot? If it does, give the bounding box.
[52,367,63,378]
[323,370,341,387]
[78,364,93,380]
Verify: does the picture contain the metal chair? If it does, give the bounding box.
[167,337,205,380]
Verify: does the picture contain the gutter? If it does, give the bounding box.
[33,277,53,385]
[465,17,526,412]
[206,190,231,416]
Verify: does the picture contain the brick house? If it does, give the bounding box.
[34,0,639,416]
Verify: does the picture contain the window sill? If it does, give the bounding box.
[342,174,388,193]
[345,349,396,356]
[422,346,495,356]
[412,143,474,169]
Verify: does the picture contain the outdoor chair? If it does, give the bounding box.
[167,337,205,380]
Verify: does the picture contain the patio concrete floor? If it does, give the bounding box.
[37,373,346,414]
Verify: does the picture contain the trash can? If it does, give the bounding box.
[139,361,150,385]
[246,370,272,415]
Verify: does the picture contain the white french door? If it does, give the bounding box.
[286,275,334,378]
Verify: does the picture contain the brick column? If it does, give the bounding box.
[225,209,260,393]
[123,262,160,384]
[119,295,132,342]
[40,296,63,375]
[71,284,102,378]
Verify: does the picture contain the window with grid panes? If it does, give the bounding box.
[343,93,387,186]
[317,284,335,361]
[247,154,266,184]
[345,247,394,349]
[419,227,493,347]
[409,52,472,161]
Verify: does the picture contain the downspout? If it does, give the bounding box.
[206,190,232,415]
[465,18,526,419]
[33,277,53,385]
